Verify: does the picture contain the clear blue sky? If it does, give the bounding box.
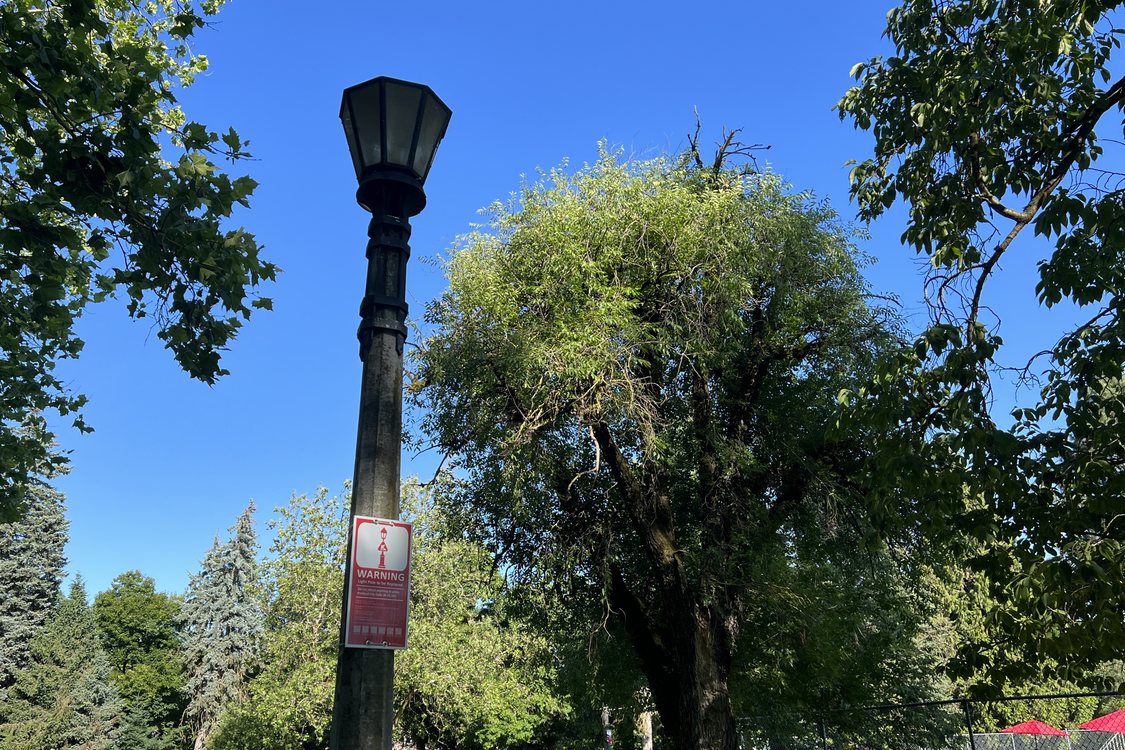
[51,0,1073,596]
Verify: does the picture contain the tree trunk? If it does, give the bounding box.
[594,422,740,750]
[668,613,739,750]
[615,598,739,750]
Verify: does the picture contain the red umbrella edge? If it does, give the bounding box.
[1079,709,1125,733]
[1001,721,1070,736]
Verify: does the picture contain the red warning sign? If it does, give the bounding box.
[344,516,412,649]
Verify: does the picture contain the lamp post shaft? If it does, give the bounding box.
[333,70,448,749]
[329,202,413,750]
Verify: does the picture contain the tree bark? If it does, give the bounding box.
[592,422,740,750]
[656,604,738,750]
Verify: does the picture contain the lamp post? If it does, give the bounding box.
[330,76,451,750]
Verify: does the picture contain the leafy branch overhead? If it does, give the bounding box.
[0,0,276,521]
[837,0,1125,691]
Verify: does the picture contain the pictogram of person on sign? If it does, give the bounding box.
[378,527,389,568]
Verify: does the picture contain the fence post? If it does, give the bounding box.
[821,715,829,750]
[963,700,978,750]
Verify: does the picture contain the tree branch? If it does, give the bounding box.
[591,422,689,599]
[967,74,1125,324]
[608,563,681,738]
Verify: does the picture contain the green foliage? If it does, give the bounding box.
[93,571,186,749]
[410,144,931,749]
[207,708,297,750]
[513,583,650,750]
[212,487,349,750]
[732,549,938,717]
[0,576,124,750]
[397,482,568,750]
[0,470,67,689]
[210,482,568,750]
[971,689,1109,732]
[118,702,184,750]
[837,0,1125,691]
[0,0,276,521]
[914,559,1125,729]
[182,502,264,748]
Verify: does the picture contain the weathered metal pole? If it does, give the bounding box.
[329,178,419,750]
[331,75,450,750]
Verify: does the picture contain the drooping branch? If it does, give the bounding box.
[968,220,1027,328]
[553,454,680,734]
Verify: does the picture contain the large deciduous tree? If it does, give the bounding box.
[0,0,276,521]
[93,571,186,749]
[837,0,1125,690]
[410,144,906,750]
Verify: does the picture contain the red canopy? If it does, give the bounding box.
[1079,709,1125,733]
[1001,721,1070,736]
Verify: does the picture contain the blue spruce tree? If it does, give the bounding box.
[181,502,263,749]
[0,479,68,690]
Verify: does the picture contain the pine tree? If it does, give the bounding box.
[0,576,124,750]
[0,479,69,690]
[181,502,264,749]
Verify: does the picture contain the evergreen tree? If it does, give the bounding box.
[0,478,69,689]
[118,702,177,750]
[0,576,124,750]
[182,502,264,749]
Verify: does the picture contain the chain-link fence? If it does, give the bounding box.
[739,693,1125,750]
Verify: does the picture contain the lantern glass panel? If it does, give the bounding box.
[341,107,361,177]
[412,94,450,181]
[348,82,382,171]
[385,83,422,168]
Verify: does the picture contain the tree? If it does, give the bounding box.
[410,143,915,750]
[837,0,1125,690]
[0,576,124,750]
[210,486,349,750]
[0,0,276,521]
[182,502,263,749]
[93,571,186,749]
[396,481,568,750]
[211,481,569,750]
[912,555,1125,730]
[0,471,67,690]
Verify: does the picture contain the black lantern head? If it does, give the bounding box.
[341,76,452,214]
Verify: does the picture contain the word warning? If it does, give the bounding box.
[344,516,413,649]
